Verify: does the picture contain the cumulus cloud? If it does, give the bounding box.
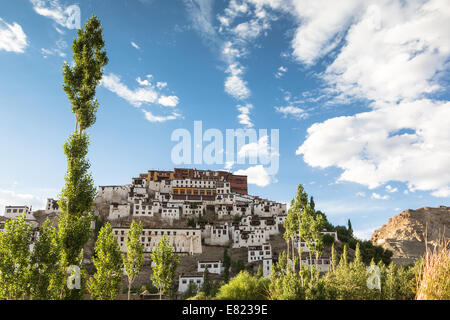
[289,0,363,65]
[225,63,250,100]
[158,95,179,107]
[323,0,450,104]
[295,0,450,198]
[234,165,271,187]
[30,0,81,29]
[275,105,307,120]
[238,135,278,159]
[0,18,28,53]
[236,103,253,127]
[371,193,389,200]
[297,99,450,196]
[385,185,398,193]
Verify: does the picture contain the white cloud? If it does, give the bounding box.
[238,135,278,159]
[234,165,271,187]
[275,65,287,78]
[275,106,307,120]
[131,41,140,50]
[232,19,268,41]
[142,110,181,123]
[0,189,46,215]
[102,73,158,107]
[0,18,28,53]
[371,192,389,200]
[356,191,366,197]
[158,95,179,107]
[385,185,398,193]
[136,76,151,86]
[183,0,217,43]
[40,38,67,58]
[297,99,450,196]
[156,81,167,89]
[224,161,234,170]
[224,63,250,100]
[354,227,378,240]
[323,0,450,104]
[102,73,180,108]
[30,0,81,29]
[236,103,253,127]
[290,0,363,65]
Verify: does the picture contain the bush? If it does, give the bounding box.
[215,271,269,300]
[416,238,450,300]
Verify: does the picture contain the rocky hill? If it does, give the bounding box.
[371,206,450,264]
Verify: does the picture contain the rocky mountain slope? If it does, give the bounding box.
[371,206,450,264]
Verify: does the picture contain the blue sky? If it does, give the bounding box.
[0,0,449,239]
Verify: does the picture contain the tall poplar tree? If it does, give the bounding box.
[88,223,123,300]
[0,215,32,300]
[56,15,108,300]
[123,220,144,300]
[29,219,60,300]
[151,235,180,300]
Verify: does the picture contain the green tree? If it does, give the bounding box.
[56,15,108,300]
[0,215,32,299]
[29,219,60,300]
[151,235,180,300]
[183,282,198,299]
[268,251,304,300]
[88,223,123,300]
[298,203,325,276]
[216,271,269,300]
[201,268,212,296]
[222,248,231,282]
[123,220,144,300]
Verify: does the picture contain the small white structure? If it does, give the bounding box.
[205,224,230,246]
[300,257,331,273]
[3,205,35,220]
[113,227,202,255]
[161,207,180,220]
[178,275,204,293]
[109,203,131,220]
[45,198,61,213]
[197,261,224,274]
[133,202,154,217]
[182,203,204,217]
[232,228,267,248]
[263,258,272,277]
[96,185,130,204]
[248,243,272,263]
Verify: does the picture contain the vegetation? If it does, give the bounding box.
[0,215,33,299]
[215,271,269,300]
[151,235,180,300]
[54,14,108,300]
[416,238,450,300]
[88,223,123,300]
[123,220,144,300]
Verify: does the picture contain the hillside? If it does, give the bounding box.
[371,206,450,264]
